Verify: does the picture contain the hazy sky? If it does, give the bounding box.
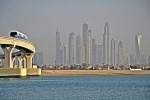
[0,0,150,64]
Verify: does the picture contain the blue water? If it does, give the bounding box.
[0,75,150,100]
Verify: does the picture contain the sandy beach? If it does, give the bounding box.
[41,70,150,76]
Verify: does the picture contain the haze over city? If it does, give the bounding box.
[0,0,150,64]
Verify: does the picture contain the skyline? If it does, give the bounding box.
[0,0,150,64]
[55,22,147,65]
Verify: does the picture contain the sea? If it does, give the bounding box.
[0,75,150,100]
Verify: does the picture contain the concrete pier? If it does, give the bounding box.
[0,35,41,78]
[0,68,26,77]
[0,68,41,77]
[27,68,41,76]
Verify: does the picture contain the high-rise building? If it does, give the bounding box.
[68,32,75,65]
[118,41,124,65]
[92,38,96,65]
[135,34,141,64]
[60,47,63,65]
[82,23,88,64]
[33,52,43,67]
[124,55,129,65]
[94,44,98,64]
[130,54,136,65]
[55,28,61,65]
[111,39,117,65]
[85,30,92,64]
[98,45,103,64]
[103,21,110,64]
[76,35,81,64]
[81,46,85,64]
[63,45,67,65]
[83,23,88,47]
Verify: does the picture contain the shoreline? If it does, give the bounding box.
[41,70,150,76]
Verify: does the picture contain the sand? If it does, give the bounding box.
[41,70,150,76]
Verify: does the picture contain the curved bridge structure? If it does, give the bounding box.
[0,35,35,53]
[0,35,41,77]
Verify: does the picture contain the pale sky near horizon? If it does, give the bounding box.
[0,0,150,64]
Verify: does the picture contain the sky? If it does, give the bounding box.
[0,0,150,64]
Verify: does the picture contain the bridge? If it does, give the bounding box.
[0,35,41,77]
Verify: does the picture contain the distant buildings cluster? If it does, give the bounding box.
[55,22,149,66]
[41,64,150,70]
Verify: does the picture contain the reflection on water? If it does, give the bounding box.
[0,75,150,100]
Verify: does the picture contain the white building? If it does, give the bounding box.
[135,34,141,64]
[111,39,117,65]
[82,23,88,47]
[55,28,61,65]
[92,38,97,65]
[103,21,110,64]
[68,32,75,65]
[81,46,85,64]
[85,30,92,64]
[118,41,124,65]
[98,45,103,64]
[76,35,81,64]
[63,44,67,65]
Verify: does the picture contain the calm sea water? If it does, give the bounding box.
[0,75,150,100]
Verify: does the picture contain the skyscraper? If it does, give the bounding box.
[92,38,96,65]
[81,46,85,64]
[33,52,43,67]
[68,32,74,65]
[94,44,98,64]
[85,30,92,64]
[82,23,88,64]
[76,35,81,64]
[103,21,110,64]
[118,41,124,65]
[130,54,136,65]
[55,28,61,65]
[60,47,63,65]
[124,55,129,65]
[111,39,114,65]
[111,39,117,65]
[135,34,141,64]
[98,45,103,64]
[83,23,88,46]
[63,45,67,65]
